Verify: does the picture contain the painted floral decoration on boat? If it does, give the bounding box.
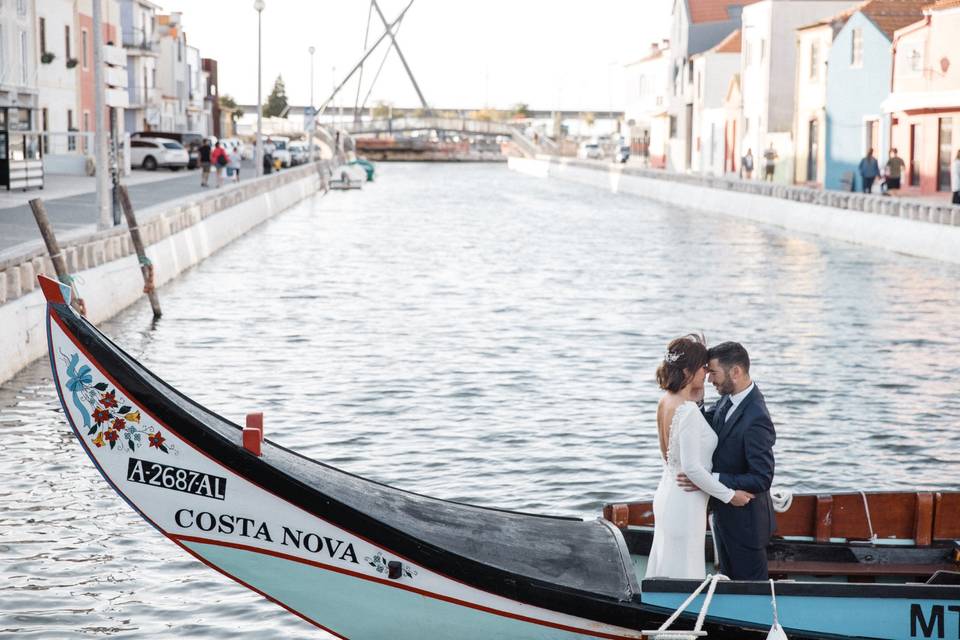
[365,551,418,579]
[60,350,175,455]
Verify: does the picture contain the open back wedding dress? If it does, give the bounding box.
[645,401,735,579]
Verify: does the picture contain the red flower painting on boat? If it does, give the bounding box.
[60,351,175,455]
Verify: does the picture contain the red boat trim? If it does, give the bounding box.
[47,306,638,640]
[173,533,638,639]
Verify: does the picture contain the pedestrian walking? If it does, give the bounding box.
[199,139,212,187]
[883,148,905,195]
[211,142,227,188]
[763,145,777,181]
[951,149,960,205]
[858,148,880,193]
[740,148,754,180]
[263,137,275,175]
[229,144,242,183]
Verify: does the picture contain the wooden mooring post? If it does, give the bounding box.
[118,185,162,319]
[28,198,87,316]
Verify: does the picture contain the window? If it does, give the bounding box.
[177,37,182,62]
[41,108,48,153]
[39,17,46,55]
[19,30,28,85]
[809,41,819,79]
[65,25,71,59]
[67,109,76,151]
[696,70,702,100]
[0,26,5,79]
[17,0,26,16]
[638,74,646,98]
[131,140,150,148]
[81,29,88,68]
[669,115,678,138]
[744,40,752,67]
[760,39,766,63]
[851,28,863,67]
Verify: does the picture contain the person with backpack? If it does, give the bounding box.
[211,142,228,188]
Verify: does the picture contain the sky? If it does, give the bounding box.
[157,0,673,112]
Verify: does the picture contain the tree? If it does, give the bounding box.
[219,94,243,125]
[511,103,530,118]
[371,101,392,118]
[583,112,596,127]
[263,75,288,118]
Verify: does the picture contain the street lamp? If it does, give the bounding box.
[254,0,265,177]
[308,46,315,162]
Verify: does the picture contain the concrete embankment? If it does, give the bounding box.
[0,162,330,385]
[509,156,960,265]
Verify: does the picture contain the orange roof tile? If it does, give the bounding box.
[687,0,760,24]
[798,0,929,37]
[713,28,742,52]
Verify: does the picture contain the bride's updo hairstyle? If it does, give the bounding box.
[656,333,708,393]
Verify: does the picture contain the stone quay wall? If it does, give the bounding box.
[0,162,331,384]
[509,156,960,265]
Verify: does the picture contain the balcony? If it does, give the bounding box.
[126,86,159,108]
[122,28,158,56]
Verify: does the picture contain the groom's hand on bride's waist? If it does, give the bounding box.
[676,473,754,506]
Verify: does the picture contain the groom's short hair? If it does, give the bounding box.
[708,342,750,374]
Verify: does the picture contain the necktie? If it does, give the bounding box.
[713,397,732,432]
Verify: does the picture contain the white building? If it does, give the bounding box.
[738,0,851,182]
[691,28,741,176]
[185,44,207,134]
[667,0,753,172]
[623,41,671,167]
[36,0,82,172]
[155,12,187,131]
[1,0,43,188]
[120,0,160,133]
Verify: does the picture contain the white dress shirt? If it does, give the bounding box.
[725,382,755,422]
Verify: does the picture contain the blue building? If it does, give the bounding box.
[823,2,926,191]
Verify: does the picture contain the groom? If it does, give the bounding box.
[677,341,776,580]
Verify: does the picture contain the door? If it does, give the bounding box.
[807,119,819,182]
[937,117,953,192]
[909,124,920,187]
[685,104,693,169]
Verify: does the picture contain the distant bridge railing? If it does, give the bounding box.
[343,116,522,137]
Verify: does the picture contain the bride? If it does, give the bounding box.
[645,334,754,579]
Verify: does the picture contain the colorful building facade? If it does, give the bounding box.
[821,1,927,191]
[884,0,960,198]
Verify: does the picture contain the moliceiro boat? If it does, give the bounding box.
[39,275,959,639]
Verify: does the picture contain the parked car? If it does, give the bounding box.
[577,142,602,160]
[288,142,308,166]
[218,137,243,156]
[130,137,189,170]
[269,136,292,168]
[133,131,205,168]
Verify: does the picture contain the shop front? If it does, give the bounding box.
[1,107,44,191]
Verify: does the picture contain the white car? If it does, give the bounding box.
[267,136,292,168]
[288,142,308,166]
[577,142,602,160]
[130,137,189,170]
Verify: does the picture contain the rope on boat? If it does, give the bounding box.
[771,489,793,512]
[642,573,727,639]
[859,490,878,542]
[768,579,789,639]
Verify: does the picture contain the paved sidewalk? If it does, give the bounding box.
[0,160,260,255]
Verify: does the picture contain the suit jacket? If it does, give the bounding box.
[704,385,777,550]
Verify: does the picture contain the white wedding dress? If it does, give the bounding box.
[645,401,735,579]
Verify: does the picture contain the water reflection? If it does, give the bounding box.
[2,162,959,637]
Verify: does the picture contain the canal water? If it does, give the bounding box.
[2,162,959,637]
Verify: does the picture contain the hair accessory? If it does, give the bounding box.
[664,351,682,364]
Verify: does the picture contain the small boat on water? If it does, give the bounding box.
[39,274,959,640]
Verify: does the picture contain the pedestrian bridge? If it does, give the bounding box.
[342,116,544,157]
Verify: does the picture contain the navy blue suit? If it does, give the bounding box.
[704,385,776,580]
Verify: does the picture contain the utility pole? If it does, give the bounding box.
[254,0,265,177]
[93,0,110,229]
[308,46,315,162]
